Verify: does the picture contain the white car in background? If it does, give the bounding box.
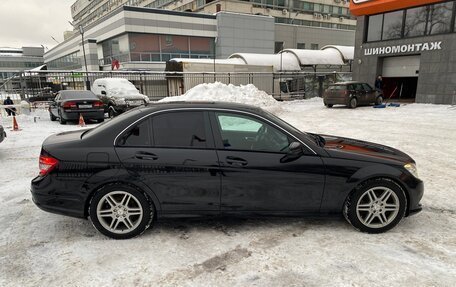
[91,78,150,117]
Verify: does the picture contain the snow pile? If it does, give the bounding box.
[159,82,279,108]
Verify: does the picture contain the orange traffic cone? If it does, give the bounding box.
[78,114,86,127]
[11,116,20,131]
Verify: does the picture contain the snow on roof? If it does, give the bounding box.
[321,45,354,62]
[279,49,345,66]
[228,53,301,72]
[169,58,245,65]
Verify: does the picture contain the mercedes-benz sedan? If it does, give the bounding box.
[31,102,423,239]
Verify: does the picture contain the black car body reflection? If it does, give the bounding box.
[31,102,423,239]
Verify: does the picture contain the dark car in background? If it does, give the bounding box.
[0,125,6,143]
[49,90,105,124]
[324,82,383,108]
[32,102,423,239]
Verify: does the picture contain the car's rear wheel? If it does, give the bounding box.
[325,103,333,108]
[349,97,357,109]
[89,184,154,239]
[343,179,406,233]
[58,110,66,125]
[108,107,116,119]
[375,95,384,105]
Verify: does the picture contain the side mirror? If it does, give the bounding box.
[280,142,303,163]
[289,142,303,155]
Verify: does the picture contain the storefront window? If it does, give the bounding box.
[404,6,427,37]
[367,14,383,42]
[382,10,403,40]
[427,2,453,35]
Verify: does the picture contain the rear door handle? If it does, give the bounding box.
[135,152,158,161]
[226,156,248,166]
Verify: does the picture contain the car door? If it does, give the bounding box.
[210,111,325,213]
[114,110,221,215]
[354,83,368,104]
[362,83,376,103]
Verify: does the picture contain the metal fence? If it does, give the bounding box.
[0,70,352,101]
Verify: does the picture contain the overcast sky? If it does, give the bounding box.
[0,0,75,50]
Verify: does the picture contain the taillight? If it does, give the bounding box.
[93,101,103,108]
[39,154,59,176]
[63,101,77,109]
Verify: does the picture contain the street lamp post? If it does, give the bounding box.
[79,25,90,90]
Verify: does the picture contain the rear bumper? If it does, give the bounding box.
[61,109,104,121]
[324,96,349,105]
[31,175,86,218]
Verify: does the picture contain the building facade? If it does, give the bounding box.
[46,0,357,72]
[351,0,456,104]
[0,47,44,86]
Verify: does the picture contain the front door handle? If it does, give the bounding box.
[226,156,248,166]
[135,152,158,161]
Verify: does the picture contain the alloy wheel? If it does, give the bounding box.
[356,187,399,228]
[96,191,144,234]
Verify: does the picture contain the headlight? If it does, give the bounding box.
[114,98,126,105]
[404,163,419,178]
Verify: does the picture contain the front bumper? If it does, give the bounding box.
[405,178,424,217]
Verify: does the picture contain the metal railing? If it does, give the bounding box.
[0,70,352,101]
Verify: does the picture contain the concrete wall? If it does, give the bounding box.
[275,24,355,50]
[216,12,275,58]
[353,16,456,105]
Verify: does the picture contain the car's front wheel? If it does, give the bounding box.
[49,112,57,121]
[89,184,154,239]
[375,95,384,105]
[343,179,406,233]
[349,97,358,109]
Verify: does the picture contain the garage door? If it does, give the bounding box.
[382,55,420,77]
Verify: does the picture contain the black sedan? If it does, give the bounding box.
[49,90,104,124]
[32,102,423,239]
[0,124,6,143]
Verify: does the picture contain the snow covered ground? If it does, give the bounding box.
[0,83,455,286]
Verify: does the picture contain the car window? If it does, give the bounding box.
[215,112,290,153]
[328,85,345,91]
[152,111,207,148]
[118,118,152,147]
[362,83,373,91]
[354,84,364,91]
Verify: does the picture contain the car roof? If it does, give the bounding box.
[144,101,266,113]
[330,81,367,85]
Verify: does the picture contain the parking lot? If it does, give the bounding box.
[0,98,455,286]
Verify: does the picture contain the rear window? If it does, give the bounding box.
[60,90,97,100]
[328,85,346,91]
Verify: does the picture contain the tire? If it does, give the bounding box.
[349,97,358,109]
[326,104,333,108]
[50,112,57,121]
[343,178,407,234]
[375,95,384,105]
[89,184,154,239]
[58,111,66,125]
[108,108,116,119]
